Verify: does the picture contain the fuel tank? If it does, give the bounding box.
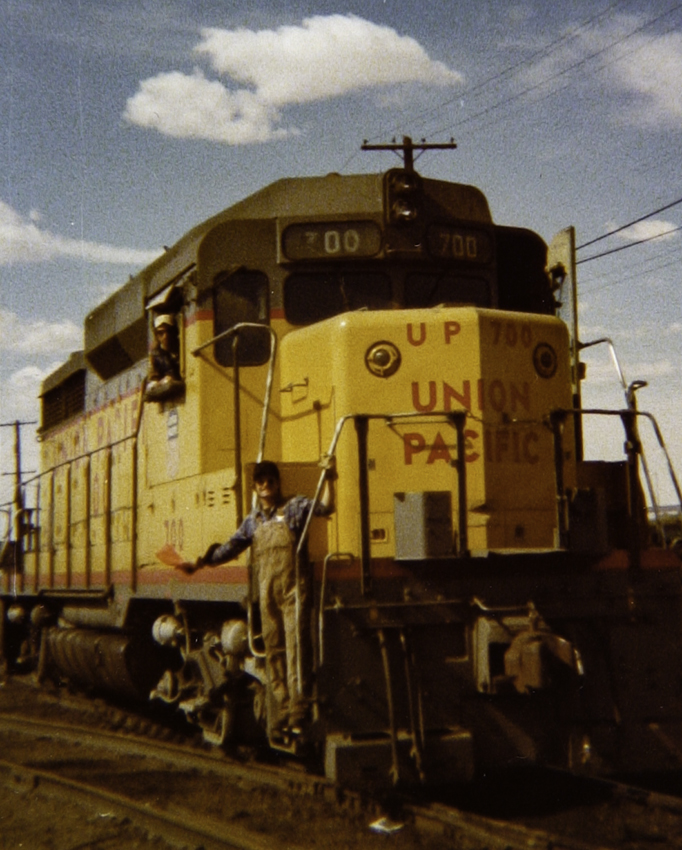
[42,627,175,700]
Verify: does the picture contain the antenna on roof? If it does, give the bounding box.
[361,135,457,171]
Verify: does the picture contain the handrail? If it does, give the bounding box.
[192,322,277,523]
[550,406,682,555]
[296,409,472,568]
[0,508,12,581]
[7,381,148,593]
[569,407,682,509]
[578,338,667,543]
[193,323,277,655]
[294,409,471,692]
[317,552,355,669]
[13,427,140,494]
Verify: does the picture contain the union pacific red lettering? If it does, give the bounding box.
[443,380,471,411]
[407,323,426,346]
[444,321,461,343]
[412,381,437,412]
[412,379,533,414]
[482,428,541,464]
[489,380,506,412]
[404,433,426,464]
[427,432,452,464]
[510,382,530,412]
[403,431,482,465]
[484,428,494,460]
[523,432,539,464]
[512,430,520,463]
[495,429,509,462]
[465,429,480,463]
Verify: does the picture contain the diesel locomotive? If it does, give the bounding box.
[2,137,682,788]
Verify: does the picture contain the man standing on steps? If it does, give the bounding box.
[180,459,336,738]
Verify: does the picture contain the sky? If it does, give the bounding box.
[1,0,682,512]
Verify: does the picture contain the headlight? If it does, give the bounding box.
[365,341,401,378]
[533,343,558,379]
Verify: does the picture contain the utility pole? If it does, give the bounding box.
[1,420,37,541]
[361,135,457,171]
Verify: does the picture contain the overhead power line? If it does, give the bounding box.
[428,2,682,143]
[355,2,682,173]
[577,195,682,250]
[584,252,682,295]
[372,0,627,145]
[576,224,682,264]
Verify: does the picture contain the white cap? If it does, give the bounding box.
[154,314,175,330]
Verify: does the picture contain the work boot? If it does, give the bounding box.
[288,700,309,736]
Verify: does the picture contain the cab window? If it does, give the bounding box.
[404,272,490,308]
[214,270,270,366]
[284,271,392,325]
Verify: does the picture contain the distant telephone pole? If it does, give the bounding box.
[361,135,457,171]
[1,420,37,515]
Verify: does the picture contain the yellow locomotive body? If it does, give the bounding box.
[3,151,682,788]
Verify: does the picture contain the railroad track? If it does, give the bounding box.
[0,710,623,850]
[1,679,682,849]
[0,712,325,850]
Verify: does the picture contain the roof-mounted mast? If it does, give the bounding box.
[361,135,457,171]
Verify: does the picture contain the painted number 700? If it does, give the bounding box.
[490,320,532,347]
[164,518,184,550]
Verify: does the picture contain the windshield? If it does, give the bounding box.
[404,272,490,308]
[284,271,393,325]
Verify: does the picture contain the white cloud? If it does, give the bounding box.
[196,15,461,104]
[8,364,57,394]
[609,29,682,128]
[0,310,81,354]
[0,200,163,266]
[613,219,680,243]
[519,14,682,128]
[124,70,287,144]
[124,14,462,144]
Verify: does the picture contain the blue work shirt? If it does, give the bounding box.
[207,495,332,565]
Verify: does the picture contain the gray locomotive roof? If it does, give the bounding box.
[140,173,386,298]
[132,172,491,302]
[40,350,86,396]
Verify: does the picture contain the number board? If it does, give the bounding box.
[427,225,493,264]
[282,221,382,260]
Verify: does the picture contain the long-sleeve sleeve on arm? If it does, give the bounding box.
[205,515,257,565]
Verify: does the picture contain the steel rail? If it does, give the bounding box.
[0,713,315,794]
[0,755,284,850]
[0,711,629,850]
[0,713,313,850]
[409,800,614,850]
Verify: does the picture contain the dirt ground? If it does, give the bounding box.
[0,677,455,850]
